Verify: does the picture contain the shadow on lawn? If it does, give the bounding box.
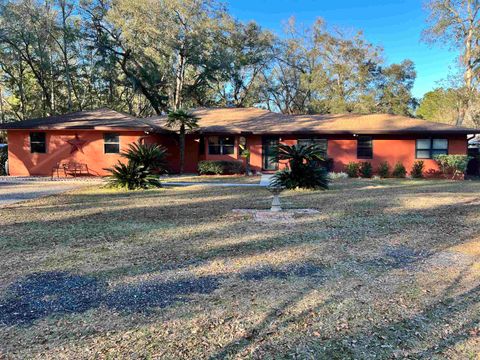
[0,262,325,326]
[0,271,221,326]
[210,265,480,360]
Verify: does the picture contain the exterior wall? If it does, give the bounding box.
[327,135,467,175]
[6,129,469,177]
[248,135,263,172]
[191,134,468,175]
[8,130,146,176]
[146,134,200,174]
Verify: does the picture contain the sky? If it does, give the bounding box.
[227,0,459,99]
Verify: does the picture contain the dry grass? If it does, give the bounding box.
[160,174,261,184]
[0,179,479,359]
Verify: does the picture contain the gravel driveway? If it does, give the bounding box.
[0,180,88,206]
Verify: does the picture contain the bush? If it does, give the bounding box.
[198,160,244,175]
[377,161,390,178]
[106,162,162,190]
[122,142,167,172]
[359,162,373,178]
[105,142,166,190]
[271,166,329,190]
[434,154,471,179]
[345,162,360,178]
[392,162,407,178]
[270,143,329,190]
[411,160,424,178]
[0,145,7,175]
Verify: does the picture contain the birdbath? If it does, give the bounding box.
[267,185,285,212]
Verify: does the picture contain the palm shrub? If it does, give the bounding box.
[359,162,373,178]
[377,161,390,178]
[105,142,167,190]
[122,142,168,173]
[166,109,199,174]
[411,160,424,178]
[345,162,360,178]
[107,162,162,190]
[392,162,407,178]
[270,144,329,190]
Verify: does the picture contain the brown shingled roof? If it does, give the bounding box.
[150,107,479,135]
[2,107,478,135]
[0,108,167,132]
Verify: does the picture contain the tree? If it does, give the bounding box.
[417,87,463,124]
[217,20,275,107]
[260,17,415,115]
[424,0,480,125]
[376,60,417,116]
[166,109,199,173]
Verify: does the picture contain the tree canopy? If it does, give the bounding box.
[0,0,417,123]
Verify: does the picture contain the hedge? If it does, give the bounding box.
[198,160,244,175]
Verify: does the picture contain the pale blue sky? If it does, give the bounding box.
[227,0,459,99]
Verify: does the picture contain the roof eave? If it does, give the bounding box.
[198,129,480,136]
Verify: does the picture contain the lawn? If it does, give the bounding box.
[161,174,262,184]
[0,179,479,359]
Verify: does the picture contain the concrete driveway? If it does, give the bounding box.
[0,180,89,206]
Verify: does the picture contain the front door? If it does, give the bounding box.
[262,136,279,171]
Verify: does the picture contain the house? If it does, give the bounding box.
[0,107,478,177]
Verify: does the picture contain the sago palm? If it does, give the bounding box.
[166,109,199,173]
[270,143,329,190]
[106,161,162,190]
[122,142,168,173]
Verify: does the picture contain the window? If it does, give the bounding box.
[30,132,46,153]
[416,138,448,159]
[297,138,328,156]
[208,136,235,155]
[104,133,120,153]
[357,136,373,159]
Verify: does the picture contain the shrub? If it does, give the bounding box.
[0,145,7,175]
[271,166,329,190]
[198,160,244,175]
[411,160,424,178]
[122,142,168,173]
[377,161,390,178]
[345,162,360,178]
[392,162,406,178]
[106,162,162,190]
[270,143,329,190]
[434,154,471,179]
[359,162,373,178]
[105,142,167,190]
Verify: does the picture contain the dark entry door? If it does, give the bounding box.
[262,136,279,170]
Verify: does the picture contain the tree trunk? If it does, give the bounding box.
[0,85,5,124]
[60,0,73,111]
[174,49,186,111]
[18,59,26,120]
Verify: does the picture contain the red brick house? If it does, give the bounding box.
[0,107,478,176]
